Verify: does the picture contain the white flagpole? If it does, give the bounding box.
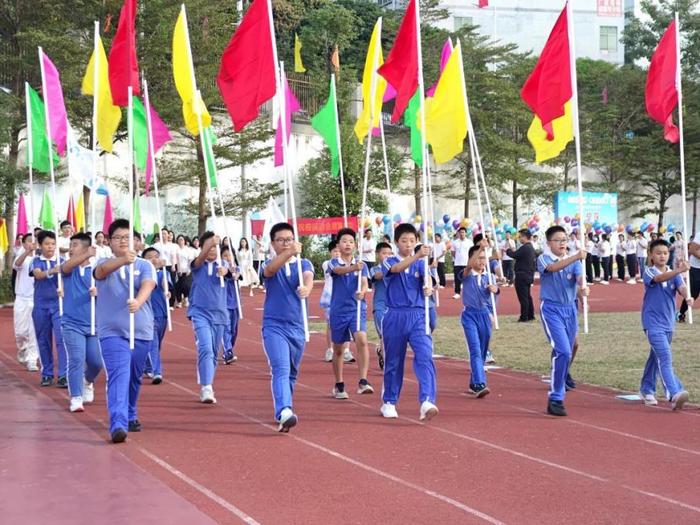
[38,47,63,317]
[127,86,135,348]
[24,82,35,231]
[675,12,693,324]
[331,73,348,226]
[143,79,173,331]
[89,21,99,335]
[279,64,309,341]
[425,153,439,307]
[566,0,589,334]
[379,118,393,218]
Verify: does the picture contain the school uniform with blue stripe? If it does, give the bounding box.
[381,256,437,406]
[326,258,369,343]
[640,266,685,400]
[371,265,387,337]
[61,264,102,398]
[261,257,314,420]
[30,256,66,379]
[145,269,171,378]
[537,252,582,402]
[224,266,241,356]
[460,270,497,387]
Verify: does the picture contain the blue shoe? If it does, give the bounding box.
[40,376,53,387]
[565,373,577,391]
[547,399,567,417]
[224,351,237,365]
[111,428,127,443]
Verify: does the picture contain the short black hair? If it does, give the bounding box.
[134,232,142,241]
[96,231,105,237]
[394,223,417,243]
[220,245,230,255]
[376,241,391,252]
[519,228,532,239]
[200,231,216,245]
[457,227,466,233]
[545,225,567,241]
[37,230,56,244]
[649,239,670,252]
[142,247,160,258]
[337,227,356,241]
[473,233,484,244]
[270,222,294,241]
[70,232,92,246]
[468,245,483,258]
[435,232,442,239]
[108,219,130,238]
[327,240,337,252]
[60,220,71,228]
[21,233,33,243]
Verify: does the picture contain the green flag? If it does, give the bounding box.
[311,79,340,178]
[26,86,59,174]
[404,90,423,168]
[132,97,148,171]
[203,126,218,189]
[38,187,55,230]
[133,194,142,234]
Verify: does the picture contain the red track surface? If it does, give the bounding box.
[2,281,699,524]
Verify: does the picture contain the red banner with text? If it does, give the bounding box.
[251,216,359,237]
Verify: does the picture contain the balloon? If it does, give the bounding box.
[419,223,425,231]
[466,228,472,236]
[427,228,433,236]
[604,226,612,234]
[375,216,382,226]
[646,223,655,232]
[659,225,667,234]
[640,222,648,231]
[393,213,401,222]
[443,214,450,224]
[414,215,422,223]
[382,215,390,225]
[452,220,460,229]
[633,226,640,233]
[510,227,517,235]
[571,219,579,227]
[626,225,633,234]
[667,224,675,233]
[493,218,500,226]
[533,214,540,221]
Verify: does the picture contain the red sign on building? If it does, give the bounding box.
[251,216,360,237]
[597,0,622,17]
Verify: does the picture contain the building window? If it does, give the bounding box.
[600,26,618,53]
[454,16,473,31]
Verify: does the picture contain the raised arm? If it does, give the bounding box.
[62,246,96,275]
[94,251,135,280]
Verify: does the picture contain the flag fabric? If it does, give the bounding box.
[294,33,306,73]
[330,44,340,72]
[173,6,212,136]
[426,39,453,97]
[145,100,172,195]
[39,188,55,230]
[520,5,573,163]
[67,125,96,187]
[203,127,218,189]
[81,35,121,152]
[132,97,148,170]
[16,194,28,235]
[377,0,418,123]
[75,192,85,232]
[645,19,680,143]
[26,86,58,173]
[421,42,467,164]
[66,195,76,229]
[108,0,139,106]
[274,76,301,167]
[133,194,142,233]
[217,0,276,132]
[354,19,387,143]
[479,0,489,7]
[40,50,68,156]
[262,196,287,241]
[404,90,423,167]
[0,219,8,256]
[102,194,113,234]
[311,79,341,178]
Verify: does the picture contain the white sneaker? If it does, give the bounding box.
[452,293,460,299]
[485,351,496,364]
[332,385,349,399]
[26,361,39,372]
[626,279,636,285]
[380,403,398,418]
[83,380,95,403]
[671,390,689,411]
[639,391,657,406]
[70,396,84,413]
[419,400,439,421]
[600,280,609,285]
[200,385,217,404]
[343,348,356,363]
[324,348,333,362]
[277,407,298,433]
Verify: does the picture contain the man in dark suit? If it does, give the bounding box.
[507,229,537,322]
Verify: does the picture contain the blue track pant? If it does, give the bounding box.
[145,316,168,376]
[640,330,684,400]
[62,326,102,398]
[460,308,492,387]
[540,301,578,402]
[224,308,239,354]
[191,314,225,386]
[33,306,66,378]
[262,324,305,421]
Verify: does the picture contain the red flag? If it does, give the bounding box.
[377,0,418,123]
[66,195,76,229]
[108,0,139,106]
[645,20,679,143]
[216,0,276,132]
[478,0,489,7]
[520,5,571,141]
[102,194,114,234]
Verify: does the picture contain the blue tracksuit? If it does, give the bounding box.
[261,257,314,420]
[640,266,685,400]
[460,270,497,387]
[381,255,437,406]
[61,263,102,397]
[371,264,387,337]
[537,252,583,402]
[326,257,369,343]
[146,269,171,377]
[30,256,66,378]
[428,267,438,333]
[224,266,241,356]
[94,257,156,433]
[188,260,227,386]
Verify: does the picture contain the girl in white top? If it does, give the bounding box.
[237,237,259,294]
[672,232,686,269]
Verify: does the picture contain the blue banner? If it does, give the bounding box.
[554,192,618,225]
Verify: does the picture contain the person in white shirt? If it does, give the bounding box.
[174,234,194,307]
[57,221,73,256]
[614,233,626,280]
[636,232,649,281]
[252,234,267,289]
[584,233,595,283]
[450,227,471,299]
[360,229,376,289]
[94,231,113,259]
[672,231,686,270]
[432,233,447,287]
[624,233,638,283]
[598,234,611,284]
[500,231,516,285]
[678,232,700,321]
[13,234,39,371]
[191,237,201,257]
[566,230,581,256]
[237,237,259,295]
[154,229,178,306]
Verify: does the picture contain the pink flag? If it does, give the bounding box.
[40,50,68,156]
[66,194,76,228]
[273,77,301,167]
[145,101,172,195]
[426,39,453,97]
[16,194,28,235]
[102,194,113,234]
[382,82,397,103]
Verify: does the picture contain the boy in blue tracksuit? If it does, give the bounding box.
[327,228,373,399]
[639,239,692,410]
[94,219,156,443]
[460,245,500,398]
[30,230,67,387]
[370,241,393,371]
[380,223,438,421]
[142,247,171,385]
[537,225,588,417]
[188,231,228,404]
[60,233,102,413]
[261,222,314,433]
[221,245,241,365]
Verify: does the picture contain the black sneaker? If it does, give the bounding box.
[376,347,384,371]
[56,376,68,388]
[678,312,686,323]
[40,376,53,387]
[565,373,577,391]
[469,383,491,398]
[128,419,142,432]
[151,375,163,385]
[547,399,568,417]
[111,428,127,443]
[224,351,237,365]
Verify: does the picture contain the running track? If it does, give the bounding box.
[2,282,699,524]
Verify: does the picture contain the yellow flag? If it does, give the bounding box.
[354,19,387,143]
[294,33,306,73]
[75,192,85,232]
[421,43,467,164]
[172,7,211,136]
[0,218,8,256]
[527,101,573,163]
[81,36,121,153]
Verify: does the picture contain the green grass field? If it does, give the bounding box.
[311,312,700,396]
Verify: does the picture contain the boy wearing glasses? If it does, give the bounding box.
[261,223,314,433]
[94,219,156,443]
[537,225,588,417]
